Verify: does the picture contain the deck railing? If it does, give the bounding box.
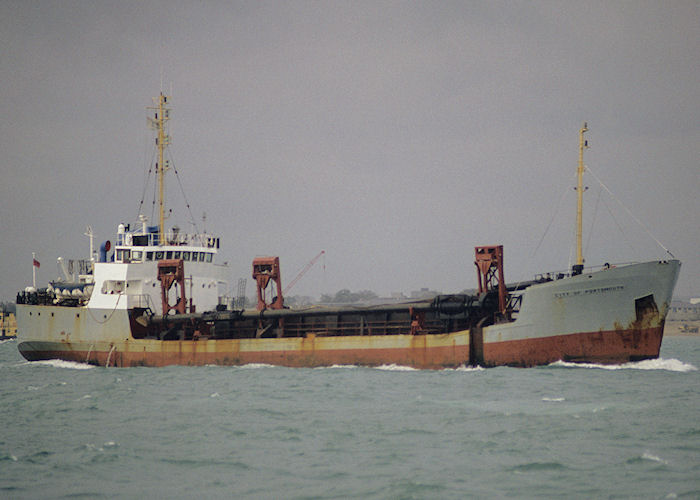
[117,230,219,249]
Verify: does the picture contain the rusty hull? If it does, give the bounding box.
[17,323,665,369]
[18,331,471,369]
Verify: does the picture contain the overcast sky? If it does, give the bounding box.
[1,1,698,303]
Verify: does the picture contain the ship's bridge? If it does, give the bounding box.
[113,223,220,264]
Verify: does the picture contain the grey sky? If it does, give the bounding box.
[1,1,698,302]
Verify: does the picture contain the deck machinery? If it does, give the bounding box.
[139,245,512,366]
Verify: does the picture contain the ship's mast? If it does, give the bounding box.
[149,93,171,245]
[572,122,589,276]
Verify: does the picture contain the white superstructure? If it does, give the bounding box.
[92,224,227,315]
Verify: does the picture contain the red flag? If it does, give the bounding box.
[33,258,40,269]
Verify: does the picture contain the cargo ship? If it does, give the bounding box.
[15,94,680,368]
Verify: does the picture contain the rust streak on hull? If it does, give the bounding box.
[18,333,469,369]
[18,324,664,369]
[483,325,664,367]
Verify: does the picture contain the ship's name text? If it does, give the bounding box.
[554,285,624,299]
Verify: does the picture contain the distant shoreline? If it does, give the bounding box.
[666,320,700,337]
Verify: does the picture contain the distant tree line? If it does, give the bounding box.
[0,302,16,314]
[319,289,378,304]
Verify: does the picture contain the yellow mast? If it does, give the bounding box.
[149,93,171,245]
[573,122,589,275]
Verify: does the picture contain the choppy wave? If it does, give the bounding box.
[641,452,668,465]
[82,441,119,453]
[0,336,697,499]
[20,359,95,370]
[237,363,279,369]
[0,338,16,345]
[448,365,485,372]
[0,453,19,462]
[627,452,669,466]
[510,461,568,473]
[375,364,418,371]
[549,358,696,372]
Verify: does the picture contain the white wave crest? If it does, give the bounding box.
[542,397,566,402]
[549,358,696,372]
[641,452,668,465]
[85,441,119,452]
[23,359,95,370]
[0,338,16,344]
[448,365,485,372]
[237,363,277,369]
[313,364,359,370]
[375,364,417,371]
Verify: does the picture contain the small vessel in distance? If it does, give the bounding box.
[1,310,17,340]
[15,97,680,368]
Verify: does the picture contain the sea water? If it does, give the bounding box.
[1,338,698,499]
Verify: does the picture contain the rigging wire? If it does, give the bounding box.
[136,142,200,234]
[136,144,157,224]
[135,99,201,234]
[166,147,200,234]
[531,171,578,258]
[600,191,637,256]
[584,186,602,256]
[493,171,577,293]
[585,166,675,258]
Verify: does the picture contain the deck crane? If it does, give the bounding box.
[283,250,325,294]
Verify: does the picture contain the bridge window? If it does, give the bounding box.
[116,249,131,262]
